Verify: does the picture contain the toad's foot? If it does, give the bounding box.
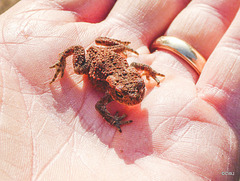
[49,60,66,84]
[130,62,165,85]
[112,112,133,133]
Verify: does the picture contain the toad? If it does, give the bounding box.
[50,37,165,132]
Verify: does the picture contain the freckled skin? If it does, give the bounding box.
[50,37,165,132]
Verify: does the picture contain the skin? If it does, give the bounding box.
[0,0,239,180]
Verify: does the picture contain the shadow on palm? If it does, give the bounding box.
[47,23,199,164]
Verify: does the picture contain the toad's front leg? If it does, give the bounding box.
[95,93,132,133]
[49,46,89,84]
[130,62,165,85]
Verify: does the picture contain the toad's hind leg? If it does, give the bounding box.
[49,46,88,84]
[95,37,139,55]
[95,93,133,133]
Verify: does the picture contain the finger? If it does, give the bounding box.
[59,0,116,23]
[47,0,117,23]
[151,0,240,79]
[5,0,116,23]
[197,9,240,134]
[105,0,191,45]
[166,1,239,58]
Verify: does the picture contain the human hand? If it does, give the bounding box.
[0,0,239,180]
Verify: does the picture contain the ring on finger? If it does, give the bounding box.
[151,36,207,75]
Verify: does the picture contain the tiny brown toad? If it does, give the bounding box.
[50,37,165,132]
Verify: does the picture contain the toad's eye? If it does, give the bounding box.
[115,91,123,98]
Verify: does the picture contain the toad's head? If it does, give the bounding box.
[106,68,145,105]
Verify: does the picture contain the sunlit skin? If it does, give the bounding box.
[0,0,239,180]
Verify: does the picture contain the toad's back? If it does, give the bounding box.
[87,46,129,91]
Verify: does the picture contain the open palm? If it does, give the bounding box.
[0,0,239,180]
